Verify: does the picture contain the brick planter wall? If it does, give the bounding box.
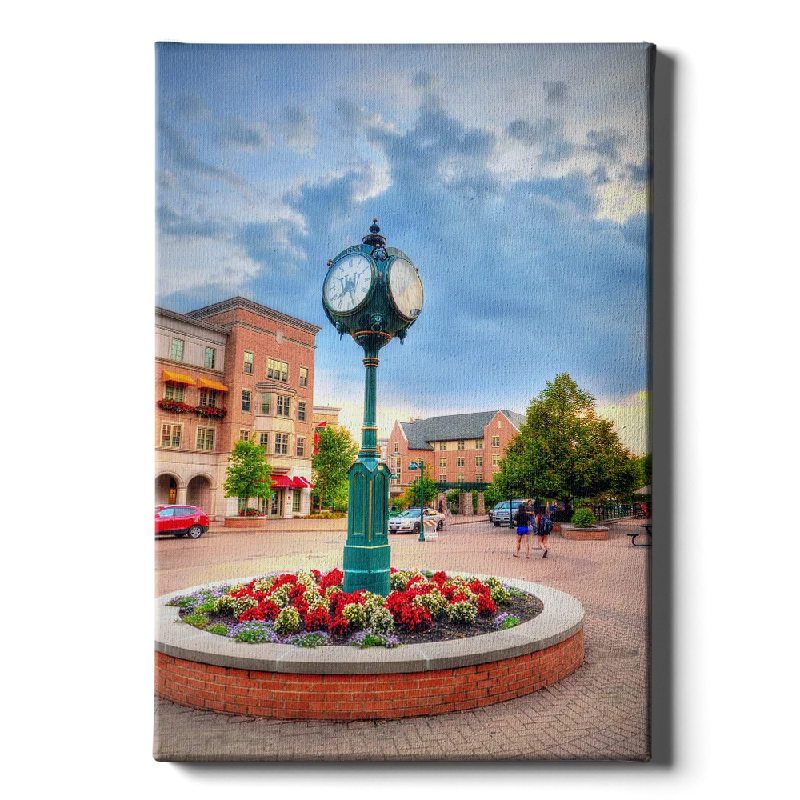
[560,526,609,541]
[155,628,583,720]
[223,517,267,528]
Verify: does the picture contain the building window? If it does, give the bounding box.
[475,439,484,449]
[475,456,483,467]
[457,440,465,450]
[164,381,185,402]
[298,401,306,421]
[277,395,291,417]
[204,347,216,369]
[160,423,182,448]
[259,432,269,450]
[458,473,465,483]
[297,437,306,457]
[439,458,447,468]
[457,457,465,468]
[240,429,250,442]
[439,473,446,483]
[243,351,254,374]
[492,436,501,447]
[394,442,399,453]
[196,427,215,451]
[260,394,270,414]
[439,442,447,451]
[292,491,301,513]
[170,338,184,361]
[299,367,308,388]
[274,433,289,455]
[268,358,288,382]
[475,473,483,483]
[242,390,251,412]
[492,454,500,466]
[396,458,402,477]
[199,388,218,408]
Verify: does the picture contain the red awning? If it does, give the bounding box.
[292,476,314,488]
[270,475,294,488]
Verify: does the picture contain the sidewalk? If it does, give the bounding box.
[154,517,649,760]
[209,514,489,534]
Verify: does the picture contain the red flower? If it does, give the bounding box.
[318,568,343,591]
[477,594,497,615]
[303,607,332,631]
[329,614,350,636]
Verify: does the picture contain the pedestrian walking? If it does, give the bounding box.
[512,501,532,559]
[535,508,553,558]
[524,499,540,549]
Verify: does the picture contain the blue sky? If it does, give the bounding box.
[156,43,651,452]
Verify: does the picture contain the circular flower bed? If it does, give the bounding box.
[167,567,543,649]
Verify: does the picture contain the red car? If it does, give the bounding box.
[155,505,209,538]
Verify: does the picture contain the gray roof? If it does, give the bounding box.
[400,410,525,451]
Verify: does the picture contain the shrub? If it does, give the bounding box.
[206,624,229,636]
[341,602,367,630]
[571,508,597,528]
[490,585,512,605]
[195,600,216,614]
[412,589,447,617]
[214,594,257,617]
[447,601,478,625]
[274,607,301,634]
[367,607,396,634]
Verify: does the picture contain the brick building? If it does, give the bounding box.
[386,410,525,497]
[155,297,321,520]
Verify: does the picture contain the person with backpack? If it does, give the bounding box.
[535,508,553,558]
[513,501,532,559]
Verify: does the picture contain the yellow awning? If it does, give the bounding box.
[197,377,229,392]
[162,370,196,385]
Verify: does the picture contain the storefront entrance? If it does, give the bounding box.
[259,489,284,518]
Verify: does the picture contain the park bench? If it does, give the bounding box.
[628,523,652,547]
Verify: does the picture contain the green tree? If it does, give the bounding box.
[636,453,652,487]
[496,373,641,504]
[222,439,273,513]
[397,462,438,508]
[312,425,359,512]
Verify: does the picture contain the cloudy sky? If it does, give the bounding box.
[156,43,651,453]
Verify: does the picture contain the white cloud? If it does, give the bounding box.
[157,235,262,295]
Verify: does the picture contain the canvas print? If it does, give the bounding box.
[154,42,654,761]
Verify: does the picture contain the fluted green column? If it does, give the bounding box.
[342,339,391,595]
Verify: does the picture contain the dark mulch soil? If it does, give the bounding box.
[177,591,544,646]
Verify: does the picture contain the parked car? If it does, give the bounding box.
[388,507,444,534]
[155,505,210,538]
[488,499,527,527]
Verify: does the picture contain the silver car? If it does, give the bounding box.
[388,508,444,534]
[489,500,526,527]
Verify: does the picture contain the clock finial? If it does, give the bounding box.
[362,218,386,247]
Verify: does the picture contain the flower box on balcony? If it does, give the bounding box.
[156,399,194,414]
[195,405,227,419]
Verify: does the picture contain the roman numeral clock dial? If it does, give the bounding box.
[322,253,373,313]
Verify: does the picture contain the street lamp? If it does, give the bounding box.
[408,459,426,541]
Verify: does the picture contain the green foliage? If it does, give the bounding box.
[397,462,438,508]
[183,612,209,629]
[341,602,367,630]
[489,585,512,605]
[482,483,503,508]
[206,624,229,636]
[499,616,520,629]
[222,439,273,512]
[195,600,216,614]
[214,593,257,617]
[312,425,359,512]
[412,589,448,617]
[366,607,396,634]
[571,507,597,528]
[637,453,652,487]
[292,632,329,648]
[233,622,275,643]
[495,373,641,503]
[447,600,478,625]
[274,607,301,634]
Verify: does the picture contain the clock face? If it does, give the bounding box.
[323,253,374,313]
[389,257,423,319]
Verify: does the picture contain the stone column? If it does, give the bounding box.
[476,492,485,515]
[458,491,472,516]
[176,486,187,505]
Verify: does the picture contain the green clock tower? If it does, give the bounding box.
[322,220,424,595]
